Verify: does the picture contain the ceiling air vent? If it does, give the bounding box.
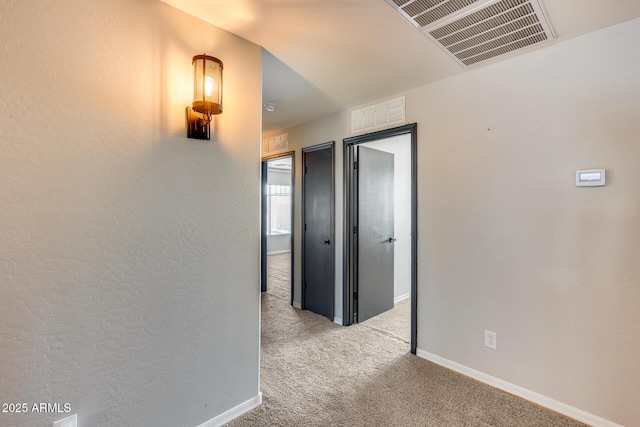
[385,0,555,68]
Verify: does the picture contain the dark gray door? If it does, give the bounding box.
[357,146,395,322]
[302,144,334,320]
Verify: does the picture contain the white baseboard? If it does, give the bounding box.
[267,250,291,255]
[196,392,262,427]
[394,293,410,304]
[334,316,343,325]
[416,350,621,427]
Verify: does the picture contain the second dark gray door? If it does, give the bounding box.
[357,146,395,322]
[302,143,334,320]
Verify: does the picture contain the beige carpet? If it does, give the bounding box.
[266,253,290,301]
[227,293,586,427]
[360,298,411,346]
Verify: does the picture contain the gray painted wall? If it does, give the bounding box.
[0,2,262,426]
[266,18,640,426]
[267,233,291,254]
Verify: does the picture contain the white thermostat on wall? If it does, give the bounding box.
[576,169,606,187]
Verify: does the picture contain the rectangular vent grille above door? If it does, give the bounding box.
[385,0,555,68]
[351,97,406,134]
[262,132,290,154]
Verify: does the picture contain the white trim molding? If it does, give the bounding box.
[266,249,291,255]
[334,316,343,326]
[416,350,622,427]
[394,292,410,304]
[196,392,262,427]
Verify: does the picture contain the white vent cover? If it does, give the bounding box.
[386,0,555,68]
[351,96,406,134]
[262,132,290,154]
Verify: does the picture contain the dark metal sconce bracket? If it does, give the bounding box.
[186,107,211,140]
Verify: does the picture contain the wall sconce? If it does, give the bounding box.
[187,54,223,140]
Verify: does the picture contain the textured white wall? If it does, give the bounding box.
[273,18,640,426]
[0,1,262,427]
[413,19,640,426]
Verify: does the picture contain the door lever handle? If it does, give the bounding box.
[387,237,396,243]
[324,239,331,245]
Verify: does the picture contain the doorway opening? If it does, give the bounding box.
[261,152,295,305]
[343,124,417,354]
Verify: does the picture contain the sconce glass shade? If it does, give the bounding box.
[192,54,223,115]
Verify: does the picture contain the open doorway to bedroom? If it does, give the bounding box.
[261,153,294,305]
[344,124,417,354]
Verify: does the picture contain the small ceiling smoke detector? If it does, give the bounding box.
[264,102,277,112]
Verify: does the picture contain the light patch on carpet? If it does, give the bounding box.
[226,293,587,427]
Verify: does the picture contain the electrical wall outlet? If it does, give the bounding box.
[485,330,497,350]
[53,414,77,427]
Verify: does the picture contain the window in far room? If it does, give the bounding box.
[267,184,291,235]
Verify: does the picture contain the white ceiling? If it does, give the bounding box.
[160,0,640,133]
